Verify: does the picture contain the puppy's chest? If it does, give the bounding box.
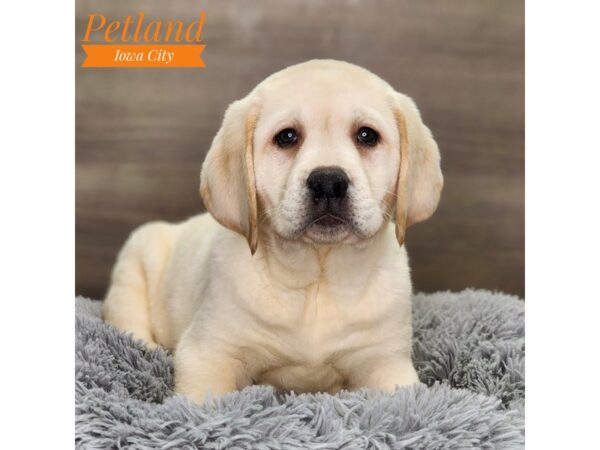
[275,282,364,343]
[256,289,347,392]
[255,282,387,367]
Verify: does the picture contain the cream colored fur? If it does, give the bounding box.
[102,60,443,404]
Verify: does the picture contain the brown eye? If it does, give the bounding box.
[274,128,299,148]
[356,127,379,146]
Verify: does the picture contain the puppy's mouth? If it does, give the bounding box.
[310,214,349,228]
[300,212,356,244]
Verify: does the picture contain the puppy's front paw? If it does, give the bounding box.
[173,340,249,405]
[350,357,420,392]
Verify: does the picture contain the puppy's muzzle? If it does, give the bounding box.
[306,166,350,226]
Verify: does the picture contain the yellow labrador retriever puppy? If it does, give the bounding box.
[102,60,443,404]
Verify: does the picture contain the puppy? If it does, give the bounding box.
[102,60,443,404]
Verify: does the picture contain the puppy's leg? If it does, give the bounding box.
[174,334,251,404]
[348,356,420,392]
[102,222,171,348]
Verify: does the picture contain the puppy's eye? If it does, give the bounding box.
[356,127,379,146]
[274,128,299,148]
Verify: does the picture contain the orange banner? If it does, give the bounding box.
[81,45,205,68]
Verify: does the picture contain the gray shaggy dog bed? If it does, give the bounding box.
[75,289,524,449]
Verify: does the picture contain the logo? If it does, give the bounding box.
[81,12,206,68]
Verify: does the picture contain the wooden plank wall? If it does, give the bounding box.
[76,0,524,299]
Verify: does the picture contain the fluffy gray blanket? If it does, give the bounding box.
[75,289,524,449]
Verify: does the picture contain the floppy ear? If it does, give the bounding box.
[200,97,260,254]
[393,93,443,246]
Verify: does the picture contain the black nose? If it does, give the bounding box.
[306,167,349,205]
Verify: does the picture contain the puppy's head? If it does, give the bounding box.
[201,60,443,253]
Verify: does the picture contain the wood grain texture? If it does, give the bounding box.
[76,0,524,298]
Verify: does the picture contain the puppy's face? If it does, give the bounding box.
[253,68,400,244]
[201,60,443,253]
